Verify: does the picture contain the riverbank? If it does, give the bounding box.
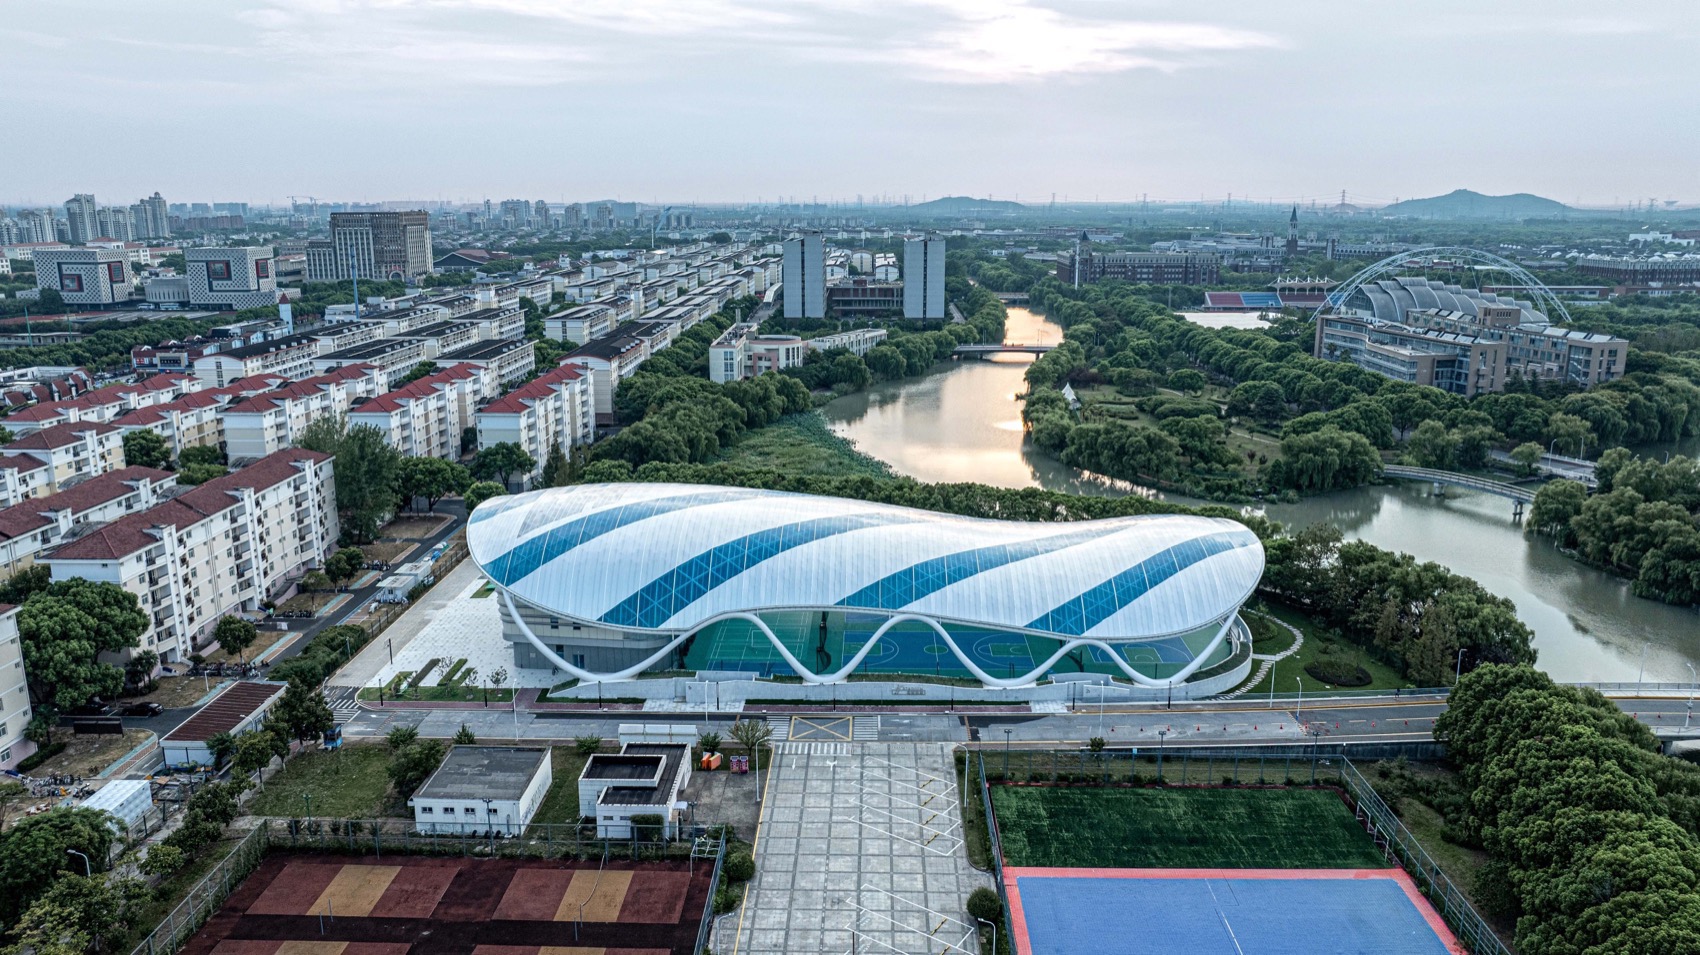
[715,412,895,478]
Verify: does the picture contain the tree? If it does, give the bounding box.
[300,415,400,543]
[453,723,477,744]
[0,808,118,926]
[1510,441,1544,477]
[178,462,227,485]
[272,680,333,743]
[233,729,284,777]
[138,845,184,878]
[1528,479,1588,545]
[399,361,439,385]
[387,739,446,799]
[324,546,366,586]
[121,430,168,470]
[18,580,146,711]
[463,481,506,514]
[123,649,158,690]
[6,872,151,955]
[207,731,237,767]
[1166,369,1205,394]
[1405,419,1459,470]
[177,444,224,468]
[214,615,257,664]
[394,457,470,512]
[301,570,332,592]
[471,443,536,489]
[487,666,509,694]
[386,725,420,752]
[1265,426,1382,493]
[967,886,1003,925]
[540,441,570,487]
[1543,411,1594,459]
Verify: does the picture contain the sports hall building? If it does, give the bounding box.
[465,483,1264,688]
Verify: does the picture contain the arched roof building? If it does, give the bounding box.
[467,483,1264,688]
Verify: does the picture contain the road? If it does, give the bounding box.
[334,692,1700,749]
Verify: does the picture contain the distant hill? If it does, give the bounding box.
[908,195,1027,215]
[1381,189,1572,219]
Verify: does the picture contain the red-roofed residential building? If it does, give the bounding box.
[347,364,496,460]
[41,449,337,661]
[474,362,595,486]
[5,423,125,492]
[109,382,263,457]
[222,364,386,463]
[3,373,202,437]
[0,607,31,769]
[0,466,176,575]
[0,454,54,508]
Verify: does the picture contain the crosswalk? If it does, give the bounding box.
[852,715,880,740]
[776,741,850,755]
[326,687,362,724]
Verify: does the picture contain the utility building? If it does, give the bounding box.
[902,236,946,319]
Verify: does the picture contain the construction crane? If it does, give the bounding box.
[287,195,319,215]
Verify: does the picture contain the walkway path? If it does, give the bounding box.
[1220,611,1305,700]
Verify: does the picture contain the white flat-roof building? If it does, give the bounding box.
[410,745,552,835]
[578,739,693,838]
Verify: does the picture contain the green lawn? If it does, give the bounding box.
[527,746,594,829]
[357,686,515,702]
[247,744,400,818]
[1237,604,1412,694]
[990,785,1386,869]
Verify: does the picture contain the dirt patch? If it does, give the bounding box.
[277,592,340,616]
[359,541,416,565]
[379,515,453,540]
[138,675,228,709]
[29,727,153,779]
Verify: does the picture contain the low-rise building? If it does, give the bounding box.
[40,449,338,660]
[409,745,552,835]
[708,323,804,383]
[312,338,432,389]
[221,365,385,463]
[808,327,889,356]
[578,740,693,838]
[474,363,595,484]
[158,681,287,766]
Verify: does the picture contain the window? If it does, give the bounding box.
[255,259,271,279]
[488,807,498,815]
[60,271,84,293]
[107,262,125,283]
[207,260,232,281]
[421,806,434,814]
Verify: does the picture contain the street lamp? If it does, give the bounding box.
[1687,664,1696,730]
[1156,729,1168,780]
[1638,642,1651,686]
[66,849,91,878]
[1455,648,1466,686]
[977,917,998,955]
[482,798,495,852]
[1002,727,1013,776]
[1295,677,1303,721]
[387,637,394,665]
[303,793,313,825]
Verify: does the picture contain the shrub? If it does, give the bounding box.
[1304,659,1371,686]
[140,844,185,877]
[453,724,477,744]
[967,886,1003,924]
[723,851,755,883]
[17,742,66,772]
[712,883,744,914]
[630,813,665,842]
[573,735,603,755]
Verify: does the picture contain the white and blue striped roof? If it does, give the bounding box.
[466,483,1264,641]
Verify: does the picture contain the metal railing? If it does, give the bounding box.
[692,833,729,955]
[1383,465,1536,503]
[128,822,270,955]
[977,753,1010,955]
[257,816,730,862]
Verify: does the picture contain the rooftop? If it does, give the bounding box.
[441,338,532,362]
[160,681,286,743]
[413,745,550,801]
[597,743,688,807]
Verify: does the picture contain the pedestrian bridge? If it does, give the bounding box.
[952,343,1056,357]
[1383,465,1538,504]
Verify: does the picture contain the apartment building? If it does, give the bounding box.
[222,365,385,462]
[110,385,254,458]
[563,322,668,415]
[307,321,386,356]
[41,449,338,661]
[459,306,525,341]
[1056,250,1221,286]
[5,423,125,492]
[192,334,320,387]
[312,338,431,388]
[348,364,495,460]
[4,373,203,436]
[475,363,595,485]
[0,466,177,576]
[0,454,54,509]
[546,303,617,344]
[0,607,31,769]
[439,339,536,389]
[403,320,482,359]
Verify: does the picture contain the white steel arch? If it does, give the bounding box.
[1314,246,1573,327]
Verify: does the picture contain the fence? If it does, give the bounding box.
[251,815,735,863]
[974,749,1510,955]
[692,833,729,955]
[127,822,270,955]
[976,753,1009,955]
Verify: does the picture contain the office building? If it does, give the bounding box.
[63,194,97,243]
[185,246,277,310]
[32,247,134,306]
[308,211,433,281]
[782,233,826,319]
[902,236,947,319]
[1056,250,1220,286]
[708,323,804,383]
[41,449,338,661]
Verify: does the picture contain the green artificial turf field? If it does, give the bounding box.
[990,786,1388,869]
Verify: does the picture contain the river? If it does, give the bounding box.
[821,307,1700,683]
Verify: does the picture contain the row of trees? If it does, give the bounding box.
[1260,524,1536,684]
[1436,666,1700,951]
[1529,450,1700,605]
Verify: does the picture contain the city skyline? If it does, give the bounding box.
[8,0,1697,206]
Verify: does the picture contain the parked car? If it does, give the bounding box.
[119,702,164,718]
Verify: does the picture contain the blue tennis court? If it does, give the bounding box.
[1007,869,1464,955]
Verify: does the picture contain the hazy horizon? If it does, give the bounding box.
[9,0,1698,207]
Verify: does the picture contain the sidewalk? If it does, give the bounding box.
[332,559,484,687]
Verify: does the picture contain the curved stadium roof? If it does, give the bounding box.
[466,483,1264,642]
[1350,277,1549,326]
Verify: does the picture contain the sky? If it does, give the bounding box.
[7,0,1699,208]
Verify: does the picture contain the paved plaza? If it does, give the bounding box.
[727,740,990,955]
